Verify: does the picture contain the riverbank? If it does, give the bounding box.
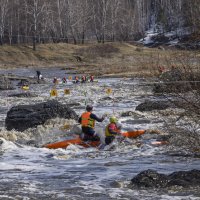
[0,42,192,77]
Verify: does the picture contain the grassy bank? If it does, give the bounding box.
[0,42,197,77]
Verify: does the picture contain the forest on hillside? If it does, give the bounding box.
[0,0,200,48]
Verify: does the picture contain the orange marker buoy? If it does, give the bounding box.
[50,89,58,97]
[64,89,70,95]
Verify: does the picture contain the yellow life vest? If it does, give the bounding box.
[81,112,95,128]
[105,123,119,137]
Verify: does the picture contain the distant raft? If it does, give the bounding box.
[44,130,146,149]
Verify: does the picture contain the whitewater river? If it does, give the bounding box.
[0,68,199,200]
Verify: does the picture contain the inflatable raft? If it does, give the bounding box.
[44,130,145,149]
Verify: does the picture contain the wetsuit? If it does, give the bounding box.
[36,71,41,81]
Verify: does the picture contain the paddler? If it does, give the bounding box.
[78,105,105,141]
[105,116,122,145]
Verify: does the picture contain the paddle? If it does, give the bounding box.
[121,130,146,138]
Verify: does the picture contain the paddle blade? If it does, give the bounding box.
[122,130,146,138]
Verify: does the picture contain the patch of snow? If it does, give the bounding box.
[138,26,194,46]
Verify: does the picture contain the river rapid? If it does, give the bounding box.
[0,68,199,200]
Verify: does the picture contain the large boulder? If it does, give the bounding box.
[131,169,200,188]
[5,100,78,132]
[135,100,171,112]
[131,170,169,188]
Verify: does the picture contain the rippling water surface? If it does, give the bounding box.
[0,68,199,200]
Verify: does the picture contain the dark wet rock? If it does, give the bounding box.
[66,102,81,107]
[121,111,134,117]
[8,92,38,98]
[131,169,200,189]
[121,111,144,118]
[131,170,169,188]
[17,77,46,85]
[5,100,78,132]
[26,140,37,146]
[110,181,122,188]
[0,138,4,145]
[0,75,14,90]
[136,100,171,111]
[100,96,113,101]
[153,82,186,93]
[0,74,47,86]
[156,134,171,141]
[168,170,200,187]
[121,119,151,124]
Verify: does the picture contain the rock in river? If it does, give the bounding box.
[130,169,200,189]
[135,100,171,111]
[8,92,38,98]
[5,100,78,132]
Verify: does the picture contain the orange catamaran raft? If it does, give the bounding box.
[44,130,145,149]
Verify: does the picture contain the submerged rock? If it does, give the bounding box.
[8,92,38,98]
[131,169,200,189]
[5,100,78,132]
[121,119,151,124]
[136,100,171,111]
[121,111,144,118]
[17,78,46,85]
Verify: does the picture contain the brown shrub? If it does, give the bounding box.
[75,44,119,58]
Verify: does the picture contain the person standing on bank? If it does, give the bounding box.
[36,70,41,81]
[78,105,105,141]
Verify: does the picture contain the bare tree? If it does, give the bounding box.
[25,0,46,50]
[0,0,8,45]
[0,0,200,45]
[91,0,111,43]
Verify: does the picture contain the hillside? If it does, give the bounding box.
[0,42,196,77]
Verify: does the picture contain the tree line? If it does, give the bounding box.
[0,0,200,50]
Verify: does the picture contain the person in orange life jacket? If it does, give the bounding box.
[78,105,105,141]
[105,116,122,145]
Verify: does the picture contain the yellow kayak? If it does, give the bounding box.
[21,86,29,90]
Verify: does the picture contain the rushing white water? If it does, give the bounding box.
[0,67,199,199]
